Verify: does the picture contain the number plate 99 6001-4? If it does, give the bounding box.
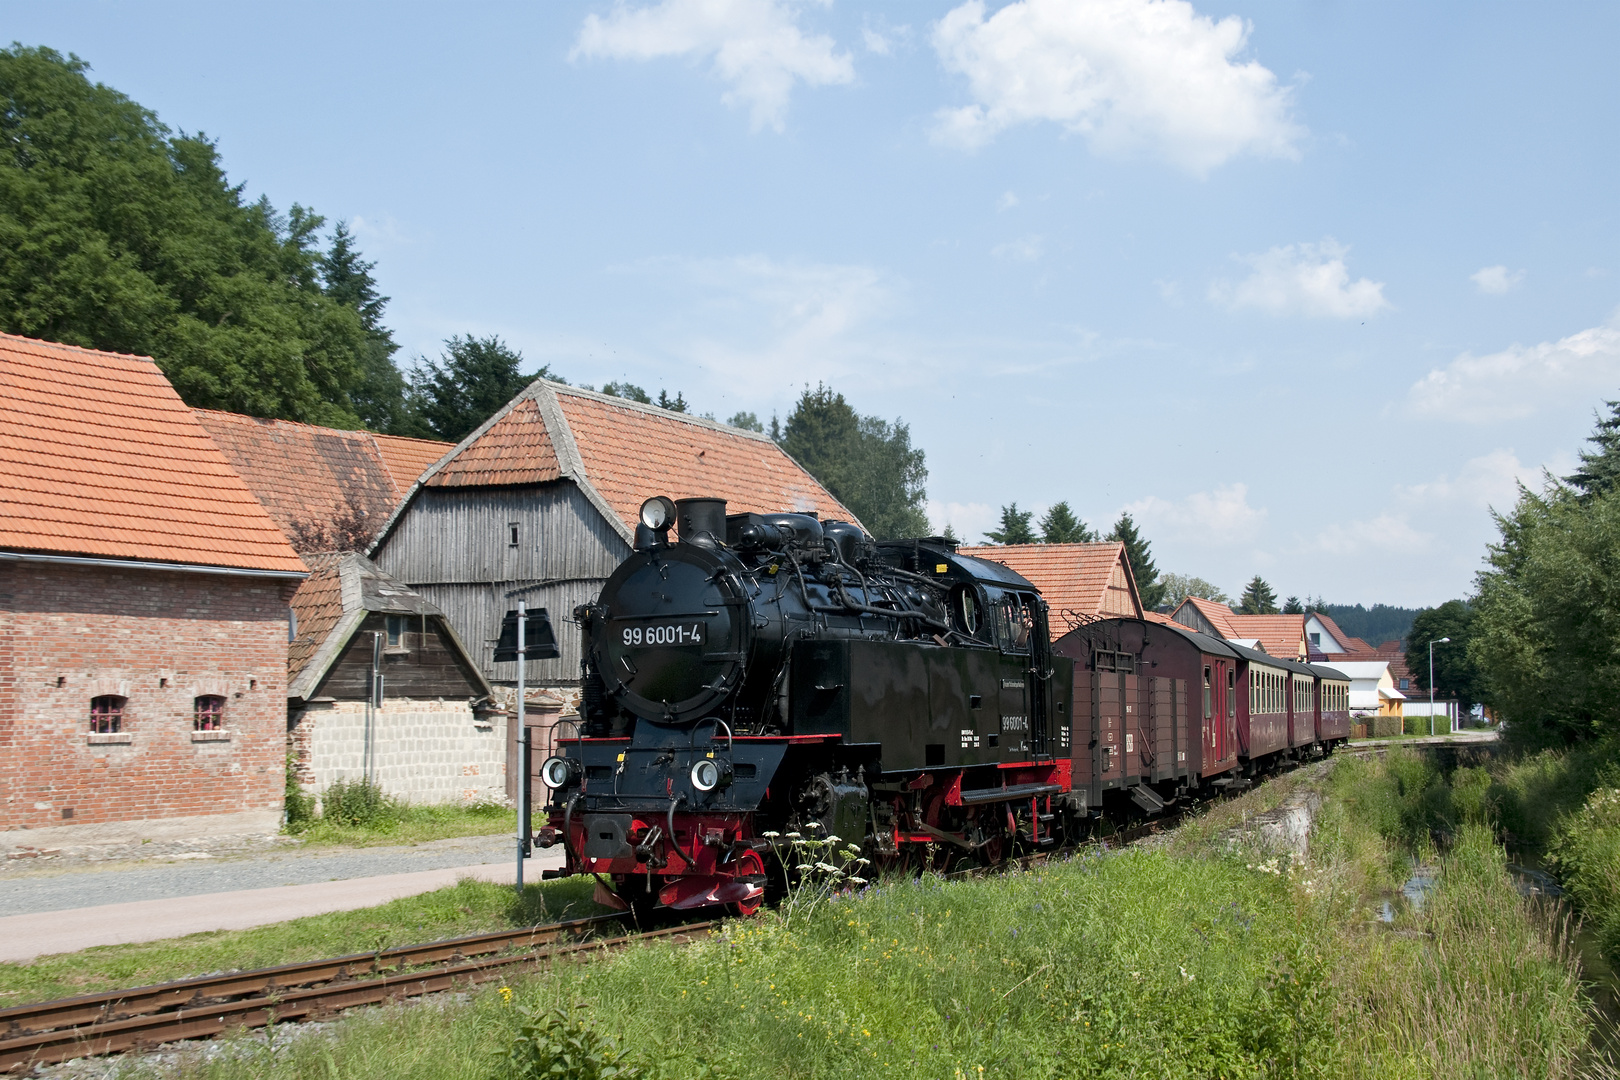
[615,620,707,647]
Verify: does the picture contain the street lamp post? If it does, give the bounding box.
[1429,637,1450,737]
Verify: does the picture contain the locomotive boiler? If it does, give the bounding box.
[536,496,1073,914]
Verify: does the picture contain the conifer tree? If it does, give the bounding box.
[1565,400,1620,499]
[986,504,1036,545]
[1238,575,1280,615]
[1039,501,1097,544]
[1107,513,1164,609]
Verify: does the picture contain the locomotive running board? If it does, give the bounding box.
[956,782,1064,806]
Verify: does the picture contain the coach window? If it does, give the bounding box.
[194,695,225,731]
[1227,669,1236,719]
[90,695,125,734]
[1203,666,1212,719]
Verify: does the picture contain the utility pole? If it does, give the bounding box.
[515,601,529,898]
[1429,636,1450,738]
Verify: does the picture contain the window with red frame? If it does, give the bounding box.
[194,695,226,731]
[90,696,125,733]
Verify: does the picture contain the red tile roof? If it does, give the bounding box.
[1308,611,1357,653]
[1176,596,1239,638]
[1226,614,1307,661]
[400,383,855,539]
[1143,610,1178,625]
[0,333,306,573]
[195,410,451,550]
[955,542,1140,625]
[288,552,347,682]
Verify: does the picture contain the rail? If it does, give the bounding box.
[0,914,716,1073]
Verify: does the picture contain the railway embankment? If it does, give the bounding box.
[22,755,1603,1079]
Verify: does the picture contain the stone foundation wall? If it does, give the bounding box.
[294,699,508,806]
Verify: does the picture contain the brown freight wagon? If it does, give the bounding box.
[1054,617,1242,815]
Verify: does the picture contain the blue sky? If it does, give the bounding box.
[6,0,1618,606]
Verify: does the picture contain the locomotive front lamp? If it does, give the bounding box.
[690,757,733,792]
[540,755,580,789]
[640,496,678,532]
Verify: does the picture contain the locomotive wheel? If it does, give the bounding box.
[730,849,767,917]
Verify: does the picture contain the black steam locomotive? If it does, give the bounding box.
[536,496,1074,914]
[535,494,1351,915]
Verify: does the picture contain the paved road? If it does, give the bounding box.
[0,849,568,963]
[0,833,525,918]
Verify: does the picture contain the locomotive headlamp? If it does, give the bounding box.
[540,755,580,790]
[640,496,678,532]
[689,757,733,792]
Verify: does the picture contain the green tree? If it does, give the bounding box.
[1107,513,1164,609]
[320,221,414,434]
[1038,501,1097,544]
[727,410,763,432]
[0,45,376,426]
[1472,480,1620,744]
[409,335,558,443]
[1158,572,1228,608]
[1282,595,1304,614]
[656,389,687,413]
[777,383,928,539]
[986,504,1036,545]
[1237,575,1279,615]
[600,381,650,403]
[1566,399,1620,499]
[941,522,960,543]
[1406,600,1486,714]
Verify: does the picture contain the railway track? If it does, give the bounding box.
[0,913,716,1074]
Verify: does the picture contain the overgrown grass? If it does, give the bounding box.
[0,876,608,1007]
[143,756,1605,1080]
[287,800,517,847]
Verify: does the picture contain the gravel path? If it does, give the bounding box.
[0,834,518,917]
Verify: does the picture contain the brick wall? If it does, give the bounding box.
[0,560,296,834]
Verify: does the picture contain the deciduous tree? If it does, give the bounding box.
[1406,601,1486,714]
[0,46,379,426]
[777,384,928,539]
[1158,572,1228,608]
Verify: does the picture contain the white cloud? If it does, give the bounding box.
[1470,264,1524,295]
[1396,449,1538,511]
[1308,513,1432,558]
[572,0,855,131]
[992,235,1043,262]
[1126,483,1266,545]
[1209,238,1389,319]
[612,254,899,396]
[930,0,1303,174]
[997,190,1020,211]
[1406,314,1620,421]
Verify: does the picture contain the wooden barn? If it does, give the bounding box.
[286,553,504,805]
[368,381,855,690]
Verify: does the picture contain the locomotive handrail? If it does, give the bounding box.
[691,716,734,753]
[666,794,687,871]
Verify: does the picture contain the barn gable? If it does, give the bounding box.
[370,380,853,686]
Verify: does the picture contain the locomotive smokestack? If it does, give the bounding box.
[676,497,727,543]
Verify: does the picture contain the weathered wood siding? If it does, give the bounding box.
[312,613,486,701]
[373,482,629,684]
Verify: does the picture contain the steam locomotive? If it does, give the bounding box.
[535,496,1350,915]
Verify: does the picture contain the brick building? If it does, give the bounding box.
[0,334,307,848]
